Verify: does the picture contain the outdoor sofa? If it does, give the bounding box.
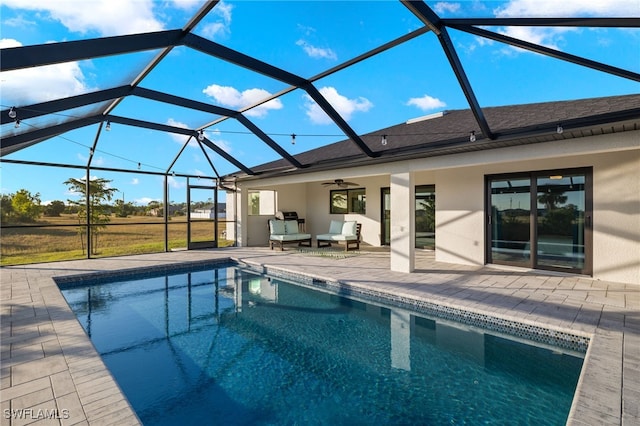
[316,220,361,251]
[268,219,312,250]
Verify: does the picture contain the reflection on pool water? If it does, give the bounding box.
[59,262,584,425]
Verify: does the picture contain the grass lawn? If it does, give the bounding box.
[1,214,234,265]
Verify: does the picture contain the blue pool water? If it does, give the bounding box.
[59,262,584,425]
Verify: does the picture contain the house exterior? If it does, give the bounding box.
[191,204,218,219]
[149,205,183,217]
[225,94,640,286]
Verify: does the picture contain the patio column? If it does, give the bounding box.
[235,186,248,247]
[390,171,415,272]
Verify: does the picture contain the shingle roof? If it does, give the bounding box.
[236,93,640,180]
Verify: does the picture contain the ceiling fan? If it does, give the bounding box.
[321,179,360,188]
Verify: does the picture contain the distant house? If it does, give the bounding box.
[191,203,226,219]
[148,205,183,217]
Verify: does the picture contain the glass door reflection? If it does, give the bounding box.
[489,178,531,265]
[415,185,435,249]
[536,174,586,270]
[381,188,391,245]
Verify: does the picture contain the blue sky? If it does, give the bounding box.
[1,0,639,206]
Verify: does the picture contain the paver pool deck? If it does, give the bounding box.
[1,247,638,425]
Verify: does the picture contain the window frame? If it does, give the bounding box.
[485,167,592,275]
[247,189,276,216]
[330,188,366,214]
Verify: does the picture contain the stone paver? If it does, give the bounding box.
[1,247,638,425]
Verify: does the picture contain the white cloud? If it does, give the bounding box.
[296,39,337,60]
[296,24,316,36]
[406,95,446,111]
[136,197,157,205]
[167,176,184,189]
[169,0,203,11]
[201,22,226,39]
[130,178,139,185]
[166,118,195,145]
[0,38,21,48]
[212,1,233,23]
[202,84,283,118]
[2,15,36,28]
[494,0,639,18]
[212,139,232,153]
[200,128,232,154]
[201,1,233,39]
[433,2,461,15]
[491,0,639,53]
[303,86,373,125]
[500,26,569,51]
[2,0,164,36]
[1,38,91,105]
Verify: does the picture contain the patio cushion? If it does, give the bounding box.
[284,220,300,234]
[269,219,286,235]
[341,221,357,236]
[270,233,311,241]
[329,220,344,234]
[316,233,356,242]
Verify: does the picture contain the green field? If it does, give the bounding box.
[0,214,234,266]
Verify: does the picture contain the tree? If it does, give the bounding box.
[10,189,42,222]
[1,194,13,223]
[114,199,135,218]
[43,200,66,217]
[538,191,568,211]
[64,177,118,255]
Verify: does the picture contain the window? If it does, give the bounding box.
[248,190,276,215]
[415,185,435,249]
[330,188,365,214]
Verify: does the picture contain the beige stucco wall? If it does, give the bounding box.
[435,168,486,266]
[592,150,640,285]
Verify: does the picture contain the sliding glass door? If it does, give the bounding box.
[381,185,436,248]
[536,173,587,270]
[415,185,435,249]
[487,168,591,274]
[381,188,391,245]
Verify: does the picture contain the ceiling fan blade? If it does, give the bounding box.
[321,179,360,187]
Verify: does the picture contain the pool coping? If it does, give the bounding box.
[1,248,637,425]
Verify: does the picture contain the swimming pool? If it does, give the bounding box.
[58,261,584,425]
